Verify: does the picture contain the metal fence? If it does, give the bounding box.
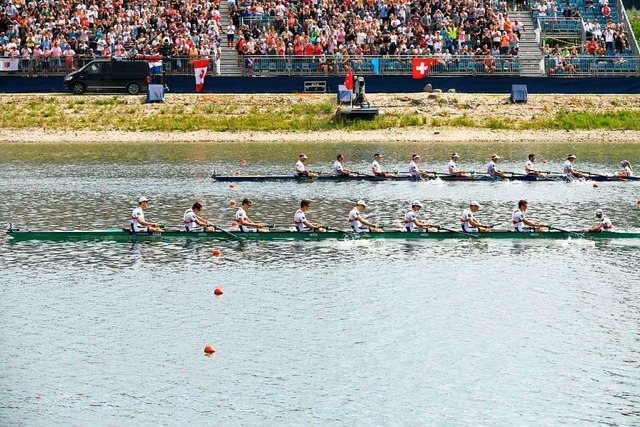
[544,54,639,76]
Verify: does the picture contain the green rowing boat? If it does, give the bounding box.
[6,229,640,241]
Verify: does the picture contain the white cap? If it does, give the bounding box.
[452,153,460,158]
[595,209,603,216]
[411,199,423,207]
[470,201,481,207]
[491,154,501,159]
[299,154,308,159]
[568,154,577,159]
[357,200,367,207]
[138,196,149,203]
[412,154,421,160]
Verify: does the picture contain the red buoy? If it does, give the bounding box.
[593,183,599,188]
[212,249,221,257]
[230,200,236,206]
[241,159,247,165]
[234,170,241,176]
[214,288,223,295]
[229,184,235,189]
[542,159,548,164]
[204,345,216,354]
[232,221,238,227]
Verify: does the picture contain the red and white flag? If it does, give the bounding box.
[192,59,210,92]
[412,58,437,79]
[343,68,354,90]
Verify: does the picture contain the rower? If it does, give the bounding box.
[487,154,508,178]
[294,200,326,232]
[371,153,395,178]
[131,196,162,233]
[525,154,547,178]
[409,154,435,179]
[563,154,587,179]
[512,200,546,232]
[404,200,436,232]
[333,154,355,177]
[235,198,269,232]
[295,154,317,178]
[615,160,634,178]
[461,201,491,232]
[447,153,469,176]
[349,200,384,233]
[582,209,614,233]
[183,202,215,232]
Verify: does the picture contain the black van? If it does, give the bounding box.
[64,59,151,95]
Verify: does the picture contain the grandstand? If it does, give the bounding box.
[0,0,637,78]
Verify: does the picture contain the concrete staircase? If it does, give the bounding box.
[510,11,544,76]
[218,7,243,76]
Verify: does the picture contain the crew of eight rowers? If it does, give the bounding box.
[295,153,635,179]
[130,197,614,236]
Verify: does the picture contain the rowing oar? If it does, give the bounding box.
[325,226,353,234]
[214,225,243,240]
[434,225,478,238]
[541,224,584,238]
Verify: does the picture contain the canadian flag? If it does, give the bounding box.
[192,59,210,92]
[412,58,438,79]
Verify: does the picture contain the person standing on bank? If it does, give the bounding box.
[131,196,162,233]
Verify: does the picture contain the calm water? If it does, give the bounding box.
[1,142,639,426]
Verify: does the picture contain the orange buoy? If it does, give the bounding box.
[214,288,223,295]
[229,184,235,189]
[593,183,599,188]
[241,159,247,165]
[637,200,640,205]
[232,221,238,227]
[234,170,241,176]
[541,159,548,164]
[230,200,236,206]
[204,345,216,354]
[212,249,221,257]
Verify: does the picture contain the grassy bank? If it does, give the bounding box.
[1,93,640,132]
[630,8,640,42]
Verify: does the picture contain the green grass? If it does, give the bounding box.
[629,9,640,42]
[527,110,640,130]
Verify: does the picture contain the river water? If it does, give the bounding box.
[1,142,639,426]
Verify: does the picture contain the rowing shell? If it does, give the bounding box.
[210,173,640,183]
[6,229,640,241]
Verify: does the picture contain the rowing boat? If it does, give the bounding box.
[210,172,640,183]
[6,229,640,241]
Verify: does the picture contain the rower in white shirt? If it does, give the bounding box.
[295,153,318,178]
[371,153,395,178]
[183,202,215,232]
[615,160,634,178]
[294,199,326,232]
[130,196,162,233]
[404,200,436,232]
[333,153,355,177]
[512,199,545,232]
[408,154,435,179]
[563,154,587,179]
[235,198,268,232]
[460,201,491,232]
[487,154,508,178]
[525,154,547,178]
[447,152,469,176]
[582,209,614,232]
[348,200,384,233]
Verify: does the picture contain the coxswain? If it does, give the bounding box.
[404,200,436,232]
[563,154,587,179]
[408,154,435,179]
[487,154,508,178]
[447,153,469,176]
[525,154,547,178]
[294,200,326,232]
[183,202,215,232]
[235,198,269,232]
[295,154,317,178]
[460,201,491,232]
[582,209,614,232]
[333,154,355,177]
[371,153,395,178]
[615,160,634,178]
[348,200,384,233]
[512,200,546,232]
[130,196,162,233]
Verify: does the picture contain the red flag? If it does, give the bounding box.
[192,59,210,92]
[412,58,438,79]
[344,68,353,90]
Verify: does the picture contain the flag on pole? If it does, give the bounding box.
[192,59,210,92]
[0,58,19,72]
[411,58,438,79]
[343,68,353,90]
[148,60,163,74]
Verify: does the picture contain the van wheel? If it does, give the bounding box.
[72,82,86,95]
[127,82,141,95]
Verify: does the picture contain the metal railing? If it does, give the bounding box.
[544,54,639,76]
[537,17,584,35]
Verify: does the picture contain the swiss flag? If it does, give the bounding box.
[412,58,438,79]
[192,59,210,92]
[344,68,354,90]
